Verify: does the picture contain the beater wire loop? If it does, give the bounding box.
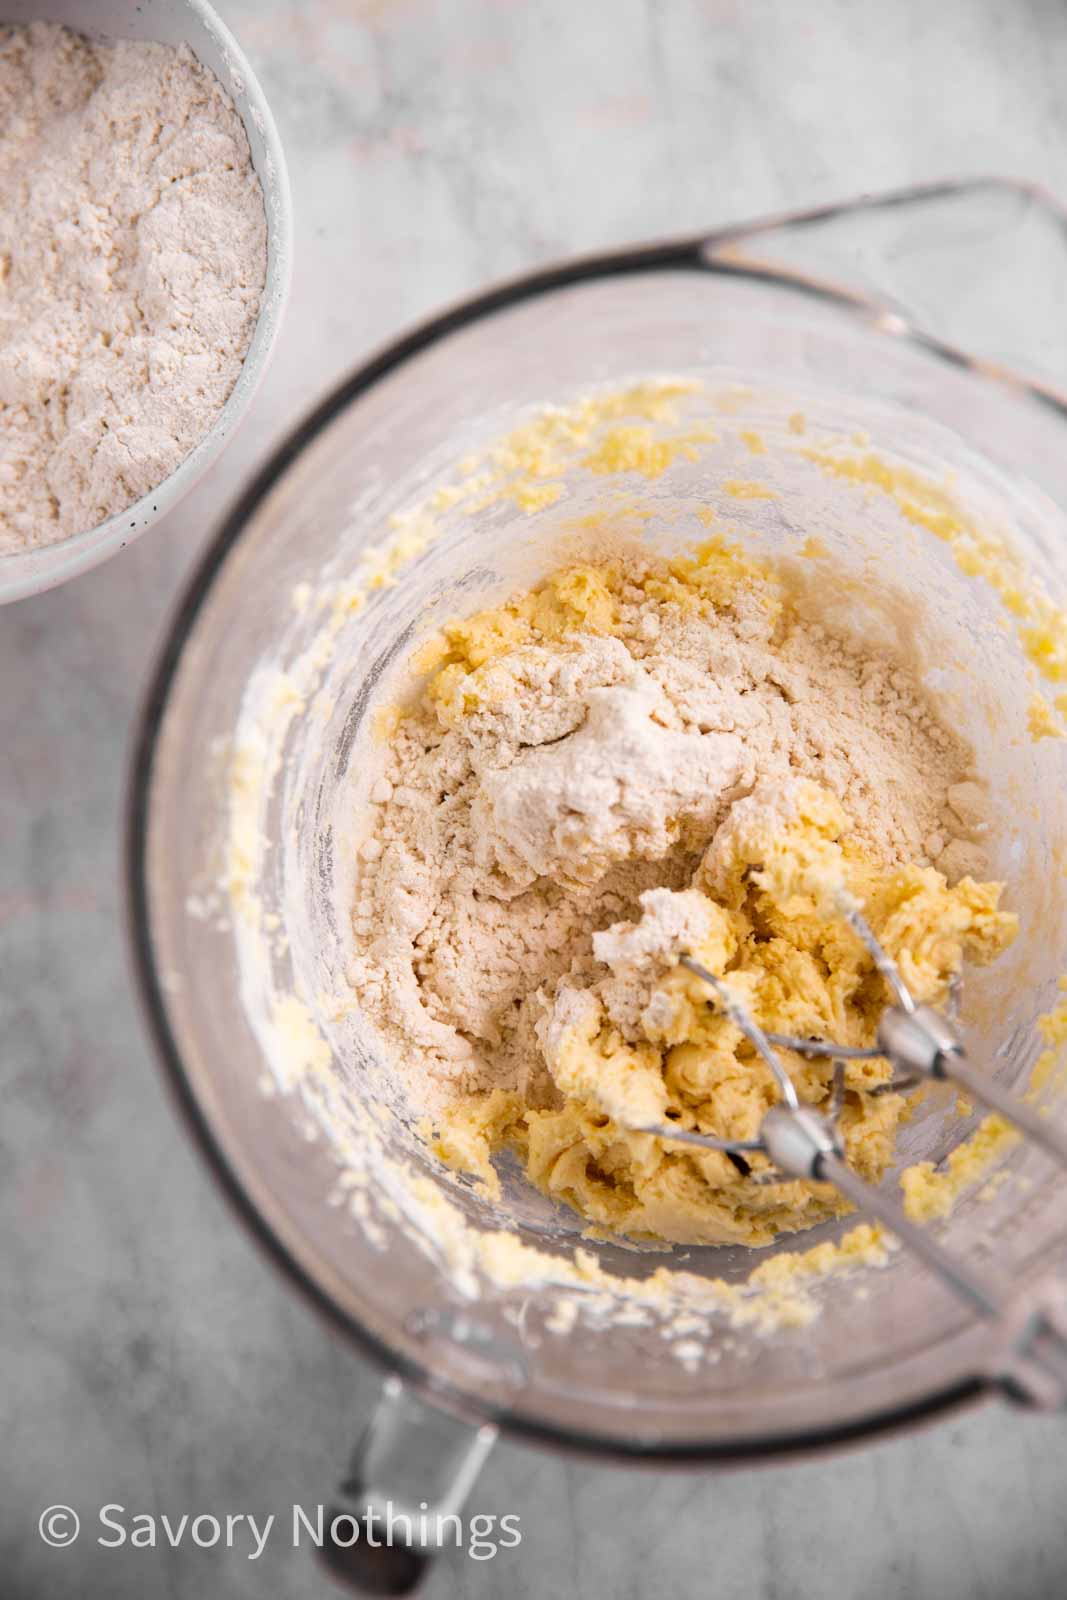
[609,922,1067,1409]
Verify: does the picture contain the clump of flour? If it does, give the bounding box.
[347,554,991,1115]
[472,668,744,890]
[0,22,267,550]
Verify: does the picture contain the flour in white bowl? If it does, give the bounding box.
[0,22,267,552]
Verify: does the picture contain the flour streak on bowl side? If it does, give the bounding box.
[0,0,293,604]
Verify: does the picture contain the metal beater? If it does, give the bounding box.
[615,902,1067,1409]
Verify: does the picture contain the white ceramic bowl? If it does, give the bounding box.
[0,0,293,603]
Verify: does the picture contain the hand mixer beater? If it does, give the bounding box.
[610,900,1067,1410]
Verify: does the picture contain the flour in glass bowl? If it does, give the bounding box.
[0,21,267,552]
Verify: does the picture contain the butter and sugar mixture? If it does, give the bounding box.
[347,542,1015,1246]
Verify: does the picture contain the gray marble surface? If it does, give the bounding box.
[4,1,1067,1595]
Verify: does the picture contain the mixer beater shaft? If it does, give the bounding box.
[620,943,1067,1410]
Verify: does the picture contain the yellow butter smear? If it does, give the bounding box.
[395,1167,892,1333]
[801,447,1067,737]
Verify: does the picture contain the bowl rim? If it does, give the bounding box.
[0,0,294,604]
[124,212,1012,1466]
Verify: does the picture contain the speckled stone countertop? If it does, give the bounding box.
[4,2,1067,1596]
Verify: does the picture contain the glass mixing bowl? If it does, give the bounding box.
[126,178,1067,1565]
